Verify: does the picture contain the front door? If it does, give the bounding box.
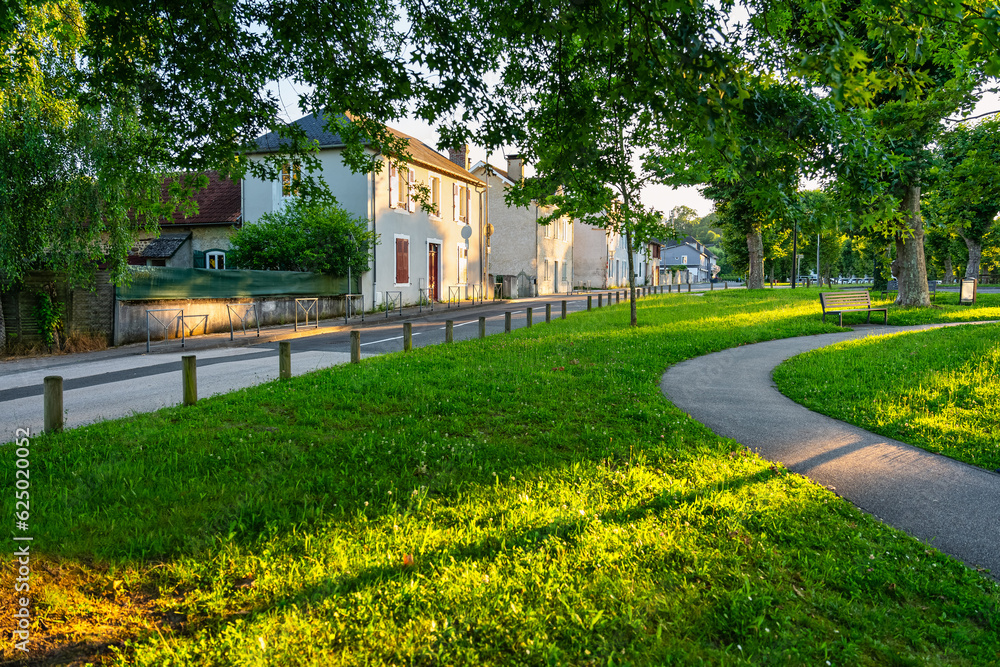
[428,244,440,301]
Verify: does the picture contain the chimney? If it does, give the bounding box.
[448,145,470,171]
[506,153,523,182]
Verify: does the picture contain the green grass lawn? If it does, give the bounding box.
[3,288,1000,665]
[774,322,1000,471]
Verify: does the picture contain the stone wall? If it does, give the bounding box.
[114,295,357,346]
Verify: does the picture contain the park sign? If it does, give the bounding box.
[960,278,977,305]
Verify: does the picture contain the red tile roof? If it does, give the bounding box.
[162,171,241,226]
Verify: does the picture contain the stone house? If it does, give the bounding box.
[243,112,486,307]
[470,156,574,297]
[573,222,650,289]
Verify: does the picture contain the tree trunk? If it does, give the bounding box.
[894,185,931,307]
[746,229,765,289]
[964,236,982,279]
[943,255,954,284]
[0,297,6,355]
[624,225,637,327]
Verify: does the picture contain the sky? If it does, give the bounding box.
[268,78,1000,221]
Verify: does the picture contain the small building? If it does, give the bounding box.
[660,236,717,283]
[470,156,574,297]
[573,222,649,290]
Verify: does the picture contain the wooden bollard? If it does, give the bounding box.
[616,291,621,304]
[279,341,291,379]
[546,303,552,323]
[182,355,197,406]
[43,376,63,433]
[710,280,714,291]
[587,296,592,311]
[479,316,486,338]
[526,308,533,327]
[351,330,361,363]
[725,281,728,290]
[446,319,454,342]
[561,301,567,319]
[688,282,692,293]
[597,294,602,308]
[505,312,512,333]
[404,322,413,351]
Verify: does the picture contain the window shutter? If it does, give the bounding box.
[193,251,206,269]
[389,164,398,208]
[453,183,460,220]
[408,169,416,212]
[465,186,471,223]
[396,238,409,284]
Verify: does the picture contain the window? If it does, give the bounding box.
[429,175,441,218]
[562,261,567,281]
[544,260,550,281]
[281,162,300,198]
[458,245,468,284]
[453,183,469,223]
[206,251,226,270]
[395,236,410,284]
[543,222,550,238]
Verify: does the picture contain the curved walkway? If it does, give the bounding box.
[661,322,1000,578]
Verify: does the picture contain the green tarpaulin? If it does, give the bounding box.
[117,267,355,300]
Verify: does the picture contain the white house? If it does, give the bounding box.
[470,156,574,297]
[243,112,486,307]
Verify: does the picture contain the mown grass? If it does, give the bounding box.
[3,288,1000,665]
[774,322,1000,471]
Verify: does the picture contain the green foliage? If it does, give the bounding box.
[34,285,64,349]
[776,323,1000,470]
[228,198,375,277]
[5,290,1000,664]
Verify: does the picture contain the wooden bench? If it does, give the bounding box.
[820,290,888,326]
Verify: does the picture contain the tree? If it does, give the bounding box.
[228,199,375,280]
[0,2,188,353]
[931,116,1000,279]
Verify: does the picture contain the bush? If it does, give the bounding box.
[229,199,375,275]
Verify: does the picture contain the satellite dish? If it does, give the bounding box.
[461,224,472,240]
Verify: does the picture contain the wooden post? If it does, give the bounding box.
[351,330,360,363]
[725,281,728,290]
[181,356,197,406]
[616,291,621,304]
[598,294,602,308]
[403,322,413,351]
[587,296,592,311]
[545,303,551,323]
[505,312,512,333]
[446,319,454,342]
[688,282,692,293]
[710,280,714,291]
[43,376,63,433]
[479,316,486,338]
[561,301,567,319]
[526,308,533,327]
[279,341,291,379]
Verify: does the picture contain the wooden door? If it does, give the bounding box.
[428,244,440,301]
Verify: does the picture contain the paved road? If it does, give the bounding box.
[1,293,621,440]
[662,322,1000,578]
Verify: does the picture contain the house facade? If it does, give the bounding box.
[128,171,241,269]
[660,236,717,282]
[573,223,650,289]
[243,113,486,307]
[470,157,574,297]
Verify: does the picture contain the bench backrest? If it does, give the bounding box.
[820,290,872,310]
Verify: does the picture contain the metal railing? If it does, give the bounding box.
[145,308,184,353]
[227,302,260,340]
[341,293,365,324]
[383,290,403,318]
[295,298,319,331]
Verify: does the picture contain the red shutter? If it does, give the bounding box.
[453,183,460,220]
[389,164,398,208]
[466,186,471,223]
[395,238,409,284]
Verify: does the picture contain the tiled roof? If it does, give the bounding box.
[139,233,190,258]
[253,112,484,186]
[475,162,512,183]
[162,171,241,226]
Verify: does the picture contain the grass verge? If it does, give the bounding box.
[2,288,1000,665]
[774,322,1000,471]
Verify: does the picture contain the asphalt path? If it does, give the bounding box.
[662,322,1000,579]
[0,293,606,440]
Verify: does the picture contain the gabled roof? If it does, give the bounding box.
[137,233,191,258]
[471,161,515,186]
[162,171,241,226]
[254,112,483,186]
